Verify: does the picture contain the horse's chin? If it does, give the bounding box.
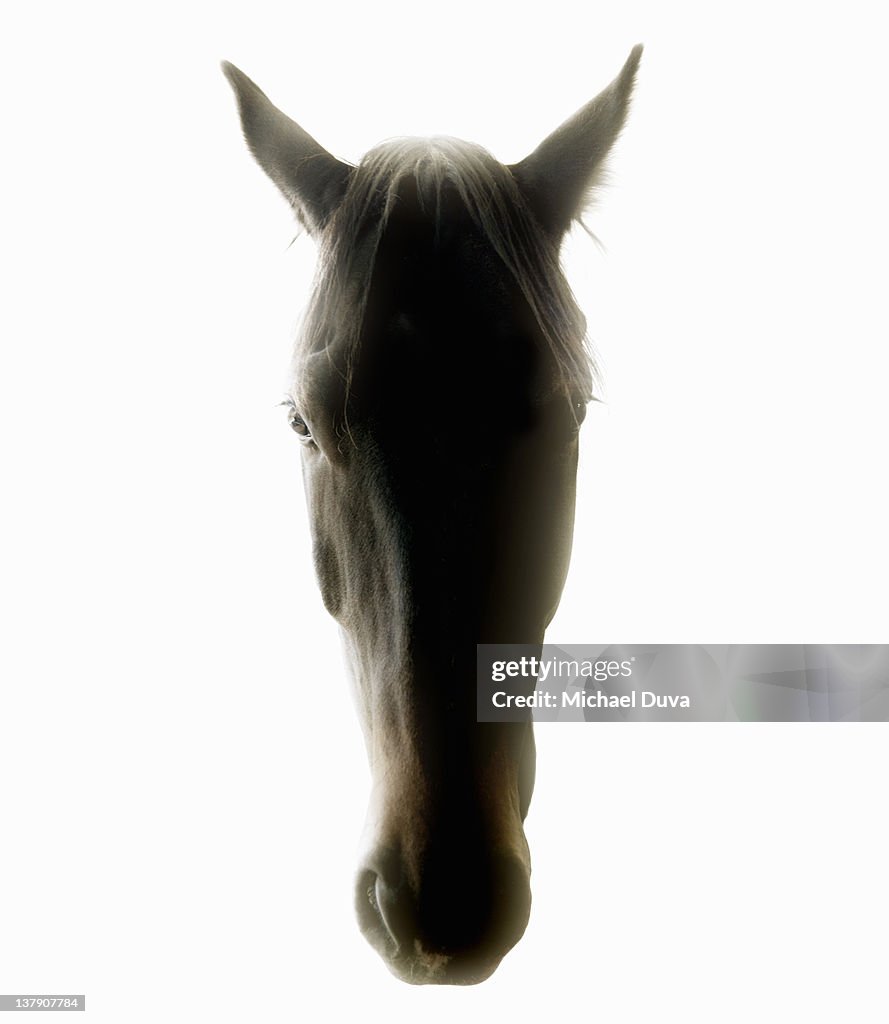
[364,933,514,986]
[385,954,505,986]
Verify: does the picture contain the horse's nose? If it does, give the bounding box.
[355,850,531,984]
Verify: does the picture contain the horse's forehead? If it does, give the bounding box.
[300,208,522,369]
[293,161,581,420]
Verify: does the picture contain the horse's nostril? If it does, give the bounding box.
[375,873,414,954]
[355,868,411,957]
[355,870,383,933]
[382,876,416,953]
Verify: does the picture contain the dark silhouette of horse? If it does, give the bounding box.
[223,47,641,984]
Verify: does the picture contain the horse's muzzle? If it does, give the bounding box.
[355,850,531,984]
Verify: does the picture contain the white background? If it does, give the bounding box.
[1,2,887,1021]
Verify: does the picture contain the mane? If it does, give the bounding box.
[296,136,596,411]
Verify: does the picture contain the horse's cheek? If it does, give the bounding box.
[301,458,346,620]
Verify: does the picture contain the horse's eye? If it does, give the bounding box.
[282,397,313,441]
[289,411,312,439]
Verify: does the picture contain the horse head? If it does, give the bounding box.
[224,47,640,983]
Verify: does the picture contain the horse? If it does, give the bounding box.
[223,46,641,984]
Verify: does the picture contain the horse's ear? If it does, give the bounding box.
[510,45,642,237]
[222,62,351,236]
